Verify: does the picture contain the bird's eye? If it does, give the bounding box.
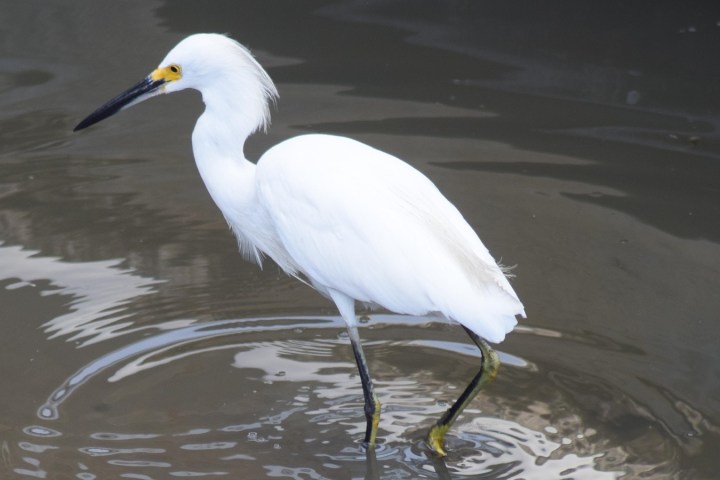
[169,64,181,74]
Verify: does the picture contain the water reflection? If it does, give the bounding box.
[4,233,709,477]
[2,0,720,477]
[0,242,162,346]
[2,316,689,478]
[1,234,712,477]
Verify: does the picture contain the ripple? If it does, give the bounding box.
[11,315,703,478]
[18,442,58,454]
[79,446,166,456]
[264,465,332,480]
[180,442,237,451]
[107,459,171,468]
[169,471,229,477]
[90,433,162,441]
[22,426,62,438]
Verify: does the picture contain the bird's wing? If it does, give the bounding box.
[256,134,524,342]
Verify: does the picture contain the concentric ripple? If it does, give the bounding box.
[1,315,691,478]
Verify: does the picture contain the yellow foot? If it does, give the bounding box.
[366,398,382,448]
[426,423,450,457]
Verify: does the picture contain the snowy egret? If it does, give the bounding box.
[74,33,525,456]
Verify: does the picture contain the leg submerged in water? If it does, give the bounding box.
[348,324,382,447]
[330,289,382,448]
[427,326,500,456]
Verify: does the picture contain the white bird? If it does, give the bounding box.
[74,33,525,456]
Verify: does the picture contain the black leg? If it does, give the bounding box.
[347,324,381,447]
[427,326,499,456]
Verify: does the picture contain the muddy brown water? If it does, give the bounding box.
[2,1,719,478]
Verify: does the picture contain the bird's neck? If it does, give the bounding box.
[189,74,284,266]
[190,69,276,205]
[191,101,258,208]
[193,79,268,155]
[190,86,272,260]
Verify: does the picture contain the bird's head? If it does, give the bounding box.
[74,33,278,132]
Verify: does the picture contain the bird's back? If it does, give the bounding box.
[256,134,524,342]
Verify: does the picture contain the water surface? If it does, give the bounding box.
[1,1,719,478]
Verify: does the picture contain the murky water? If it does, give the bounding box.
[2,1,720,479]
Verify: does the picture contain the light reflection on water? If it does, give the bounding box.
[0,242,164,346]
[2,2,719,477]
[5,314,681,478]
[0,242,699,477]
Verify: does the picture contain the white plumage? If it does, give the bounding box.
[165,34,525,342]
[257,134,523,340]
[74,33,525,453]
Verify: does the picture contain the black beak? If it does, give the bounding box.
[74,75,166,132]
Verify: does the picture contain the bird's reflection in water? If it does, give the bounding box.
[15,317,644,478]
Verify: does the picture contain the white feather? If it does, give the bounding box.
[123,33,525,343]
[257,134,524,342]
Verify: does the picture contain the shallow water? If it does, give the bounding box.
[2,1,720,479]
